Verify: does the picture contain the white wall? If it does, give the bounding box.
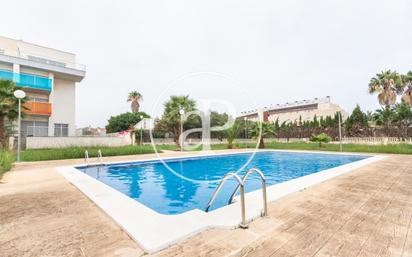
[26,136,132,149]
[49,78,76,136]
[267,102,348,124]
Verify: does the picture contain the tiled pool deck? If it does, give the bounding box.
[1,150,411,257]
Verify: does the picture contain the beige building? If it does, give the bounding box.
[239,96,348,124]
[0,36,85,137]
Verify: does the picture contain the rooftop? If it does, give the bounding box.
[239,96,331,117]
[0,35,86,82]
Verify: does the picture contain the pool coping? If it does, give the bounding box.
[57,149,386,253]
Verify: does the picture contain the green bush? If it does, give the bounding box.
[106,112,150,133]
[310,133,332,147]
[0,150,14,177]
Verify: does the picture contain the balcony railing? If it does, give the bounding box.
[0,69,52,91]
[24,102,52,116]
[0,49,86,72]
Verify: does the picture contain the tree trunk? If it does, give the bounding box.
[259,138,265,149]
[173,126,182,149]
[131,101,140,113]
[0,115,5,149]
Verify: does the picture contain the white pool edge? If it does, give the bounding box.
[57,150,386,253]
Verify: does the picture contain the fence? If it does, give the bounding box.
[25,134,132,149]
[15,135,412,150]
[339,137,412,145]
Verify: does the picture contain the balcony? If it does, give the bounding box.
[0,69,52,91]
[0,50,85,82]
[24,102,52,116]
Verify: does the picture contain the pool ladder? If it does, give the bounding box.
[84,150,103,166]
[205,168,268,228]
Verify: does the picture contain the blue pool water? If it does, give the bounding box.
[77,151,368,215]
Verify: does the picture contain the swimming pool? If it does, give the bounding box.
[77,151,368,215]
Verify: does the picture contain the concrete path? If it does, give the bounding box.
[1,152,411,257]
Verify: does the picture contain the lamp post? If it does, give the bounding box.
[14,90,26,162]
[139,115,144,146]
[243,117,247,140]
[338,111,343,152]
[179,108,185,151]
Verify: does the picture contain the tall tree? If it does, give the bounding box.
[127,91,143,113]
[401,71,412,107]
[0,80,26,149]
[368,70,403,107]
[345,105,369,136]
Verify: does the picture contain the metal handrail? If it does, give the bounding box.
[228,168,268,217]
[205,172,248,228]
[97,149,103,164]
[84,150,89,165]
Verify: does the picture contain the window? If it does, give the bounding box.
[22,121,48,137]
[54,124,69,137]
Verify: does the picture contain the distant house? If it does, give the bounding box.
[239,96,348,123]
[76,126,106,136]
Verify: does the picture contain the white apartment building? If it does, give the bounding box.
[239,96,348,123]
[0,36,85,138]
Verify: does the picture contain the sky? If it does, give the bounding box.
[1,0,411,127]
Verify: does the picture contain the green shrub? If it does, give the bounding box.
[310,133,332,147]
[0,150,14,177]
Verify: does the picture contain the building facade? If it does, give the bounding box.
[239,96,348,124]
[0,36,85,137]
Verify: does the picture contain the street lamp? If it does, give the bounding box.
[14,90,26,162]
[179,108,185,151]
[139,115,144,146]
[338,111,343,152]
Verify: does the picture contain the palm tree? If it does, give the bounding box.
[368,70,403,107]
[401,71,412,107]
[157,95,196,147]
[127,91,143,113]
[226,122,240,149]
[0,80,25,149]
[251,122,276,149]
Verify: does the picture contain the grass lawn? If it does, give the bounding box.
[19,145,159,162]
[1,141,411,177]
[155,141,412,154]
[233,141,412,154]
